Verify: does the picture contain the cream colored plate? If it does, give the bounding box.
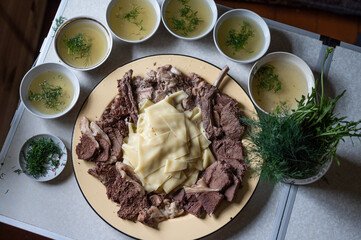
[72,55,259,240]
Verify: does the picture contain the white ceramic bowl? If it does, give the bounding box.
[54,17,113,71]
[19,63,80,119]
[106,0,161,43]
[161,0,217,40]
[248,52,315,114]
[19,134,67,182]
[213,9,270,63]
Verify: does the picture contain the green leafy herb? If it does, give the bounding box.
[52,16,66,33]
[63,33,92,62]
[254,64,282,93]
[170,0,203,36]
[24,138,62,179]
[226,22,254,52]
[244,48,361,182]
[121,5,145,31]
[29,80,64,110]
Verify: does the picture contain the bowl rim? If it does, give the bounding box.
[19,62,80,119]
[106,0,161,43]
[161,0,218,41]
[247,51,316,114]
[213,8,271,63]
[282,157,333,185]
[54,16,113,71]
[19,133,68,182]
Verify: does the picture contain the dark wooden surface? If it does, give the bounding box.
[0,0,360,239]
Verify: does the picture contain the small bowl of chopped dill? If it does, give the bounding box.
[106,0,161,43]
[213,9,270,63]
[161,0,218,40]
[19,134,67,182]
[19,62,80,119]
[54,17,113,71]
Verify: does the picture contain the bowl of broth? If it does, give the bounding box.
[248,52,315,114]
[55,17,113,71]
[106,0,161,43]
[20,63,80,119]
[214,9,270,63]
[162,0,217,40]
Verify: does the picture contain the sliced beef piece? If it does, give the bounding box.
[223,158,247,181]
[199,90,223,140]
[106,163,149,220]
[107,128,123,160]
[76,117,100,160]
[90,121,111,144]
[190,73,214,98]
[88,163,117,187]
[132,75,154,103]
[138,201,184,228]
[197,191,224,214]
[117,70,139,123]
[149,194,165,207]
[219,102,244,140]
[115,120,128,136]
[202,161,233,192]
[212,138,244,161]
[93,138,110,162]
[184,194,205,218]
[170,188,186,205]
[76,134,98,160]
[137,207,163,228]
[224,175,241,202]
[117,185,149,221]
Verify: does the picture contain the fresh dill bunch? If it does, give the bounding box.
[122,4,145,31]
[24,138,62,178]
[226,22,254,52]
[170,0,203,36]
[63,33,92,61]
[254,64,282,93]
[244,47,361,183]
[28,80,64,110]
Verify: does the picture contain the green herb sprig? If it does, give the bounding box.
[226,22,254,53]
[121,5,145,31]
[24,138,62,178]
[63,33,92,62]
[244,48,361,182]
[254,64,282,93]
[29,80,64,110]
[170,0,203,36]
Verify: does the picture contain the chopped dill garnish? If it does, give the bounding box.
[244,48,361,183]
[24,138,62,179]
[28,80,64,110]
[120,4,145,31]
[226,22,254,52]
[254,64,282,93]
[63,33,92,62]
[170,0,203,36]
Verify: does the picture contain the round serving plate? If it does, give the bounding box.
[71,55,259,240]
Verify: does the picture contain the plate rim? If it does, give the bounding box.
[70,53,260,240]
